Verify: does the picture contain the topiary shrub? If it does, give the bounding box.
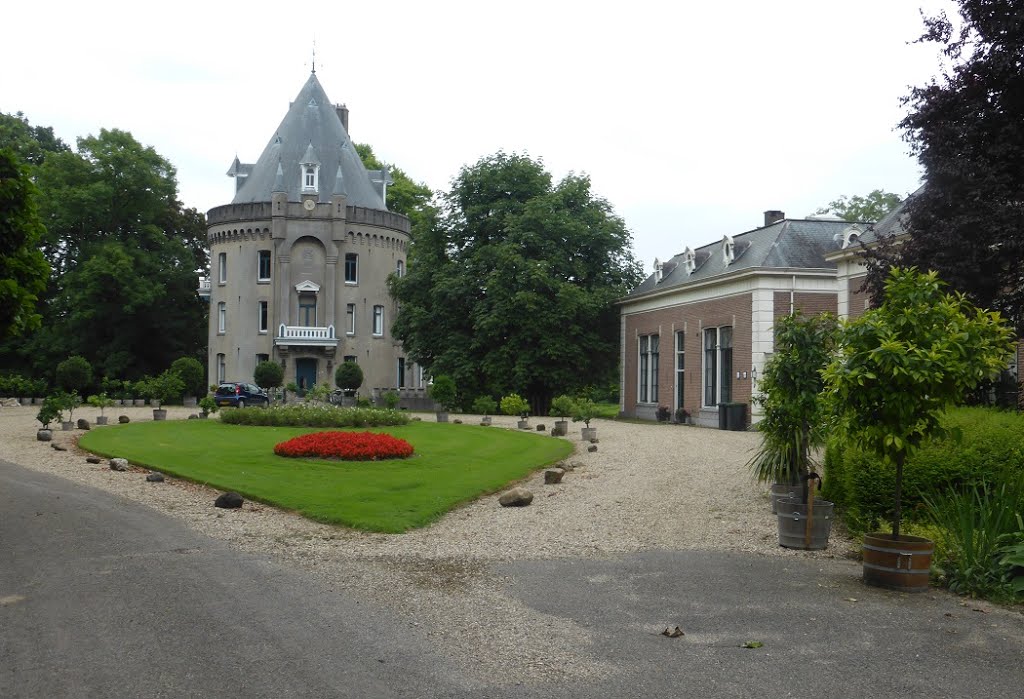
[428,375,458,412]
[254,360,284,392]
[500,393,529,419]
[471,395,497,417]
[550,395,576,420]
[335,361,364,395]
[169,357,206,397]
[822,406,1024,533]
[382,390,400,410]
[56,356,93,394]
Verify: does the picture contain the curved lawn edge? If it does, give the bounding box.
[79,421,573,532]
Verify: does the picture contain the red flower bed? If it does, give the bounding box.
[274,431,414,461]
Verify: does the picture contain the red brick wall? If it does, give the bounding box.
[848,275,871,318]
[623,293,753,418]
[772,292,838,319]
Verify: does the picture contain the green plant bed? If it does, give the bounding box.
[592,402,620,419]
[80,421,572,533]
[823,406,1024,533]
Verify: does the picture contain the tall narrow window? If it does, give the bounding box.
[218,252,227,284]
[258,250,271,281]
[638,334,659,403]
[675,330,685,410]
[217,302,226,333]
[258,301,268,333]
[396,260,404,277]
[372,305,384,336]
[304,167,316,189]
[298,296,316,326]
[397,358,406,388]
[346,303,356,335]
[703,327,733,407]
[256,353,269,366]
[216,353,226,383]
[345,253,358,284]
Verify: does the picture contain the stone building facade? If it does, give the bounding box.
[205,73,423,394]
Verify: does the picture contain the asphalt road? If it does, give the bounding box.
[3,459,1023,698]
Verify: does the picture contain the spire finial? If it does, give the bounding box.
[311,39,316,74]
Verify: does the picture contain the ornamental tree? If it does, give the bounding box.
[254,360,284,392]
[428,375,458,412]
[823,267,1013,538]
[749,312,837,496]
[334,361,364,394]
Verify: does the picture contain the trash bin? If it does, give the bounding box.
[725,402,747,431]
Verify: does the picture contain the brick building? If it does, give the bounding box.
[619,211,859,427]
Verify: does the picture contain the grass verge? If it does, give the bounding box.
[80,420,573,533]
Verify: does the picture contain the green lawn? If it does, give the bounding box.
[79,421,572,532]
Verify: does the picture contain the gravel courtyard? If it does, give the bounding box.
[0,405,857,682]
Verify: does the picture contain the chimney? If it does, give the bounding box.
[335,103,349,133]
[764,210,785,227]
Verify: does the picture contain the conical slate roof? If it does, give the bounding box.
[231,73,386,210]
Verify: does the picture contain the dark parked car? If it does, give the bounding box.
[215,382,269,409]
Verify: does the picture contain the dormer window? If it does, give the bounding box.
[654,258,663,282]
[840,225,862,249]
[304,167,316,190]
[723,235,735,264]
[299,142,321,193]
[682,247,696,275]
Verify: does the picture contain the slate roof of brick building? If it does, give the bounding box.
[625,218,856,300]
[228,73,387,210]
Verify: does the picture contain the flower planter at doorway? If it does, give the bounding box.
[776,497,834,550]
[862,533,933,592]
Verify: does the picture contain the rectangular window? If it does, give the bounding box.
[345,253,358,284]
[256,353,269,366]
[703,326,734,407]
[258,301,268,333]
[217,302,226,333]
[216,353,226,383]
[397,358,406,388]
[258,250,271,281]
[396,260,404,278]
[372,305,384,336]
[638,334,659,403]
[346,303,355,335]
[675,330,685,410]
[298,302,316,327]
[218,253,227,284]
[343,355,357,365]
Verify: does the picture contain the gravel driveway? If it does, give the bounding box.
[0,405,856,682]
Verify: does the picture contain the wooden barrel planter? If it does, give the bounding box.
[769,483,802,514]
[776,497,834,550]
[862,533,933,592]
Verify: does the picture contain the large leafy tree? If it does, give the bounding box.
[354,143,436,236]
[0,120,206,379]
[866,1,1024,332]
[813,189,902,222]
[0,149,50,339]
[391,152,643,414]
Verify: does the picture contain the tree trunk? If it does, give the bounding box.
[892,453,904,540]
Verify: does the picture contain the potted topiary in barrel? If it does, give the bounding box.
[501,393,530,429]
[824,268,1013,591]
[335,361,363,407]
[87,393,115,425]
[471,395,497,426]
[428,375,457,423]
[148,370,185,420]
[550,395,576,436]
[254,360,284,404]
[572,397,599,441]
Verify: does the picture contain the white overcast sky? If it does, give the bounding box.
[3,0,953,272]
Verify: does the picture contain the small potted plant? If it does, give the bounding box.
[674,407,691,425]
[283,381,299,405]
[87,393,115,425]
[198,395,218,419]
[550,395,576,436]
[656,405,671,423]
[472,395,497,426]
[824,268,1013,591]
[148,370,185,420]
[54,391,80,430]
[572,397,599,441]
[501,393,530,429]
[36,396,62,439]
[428,375,457,423]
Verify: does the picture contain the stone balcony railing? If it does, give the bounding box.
[197,278,212,299]
[275,324,338,348]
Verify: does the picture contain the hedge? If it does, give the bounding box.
[219,403,409,428]
[822,406,1024,533]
